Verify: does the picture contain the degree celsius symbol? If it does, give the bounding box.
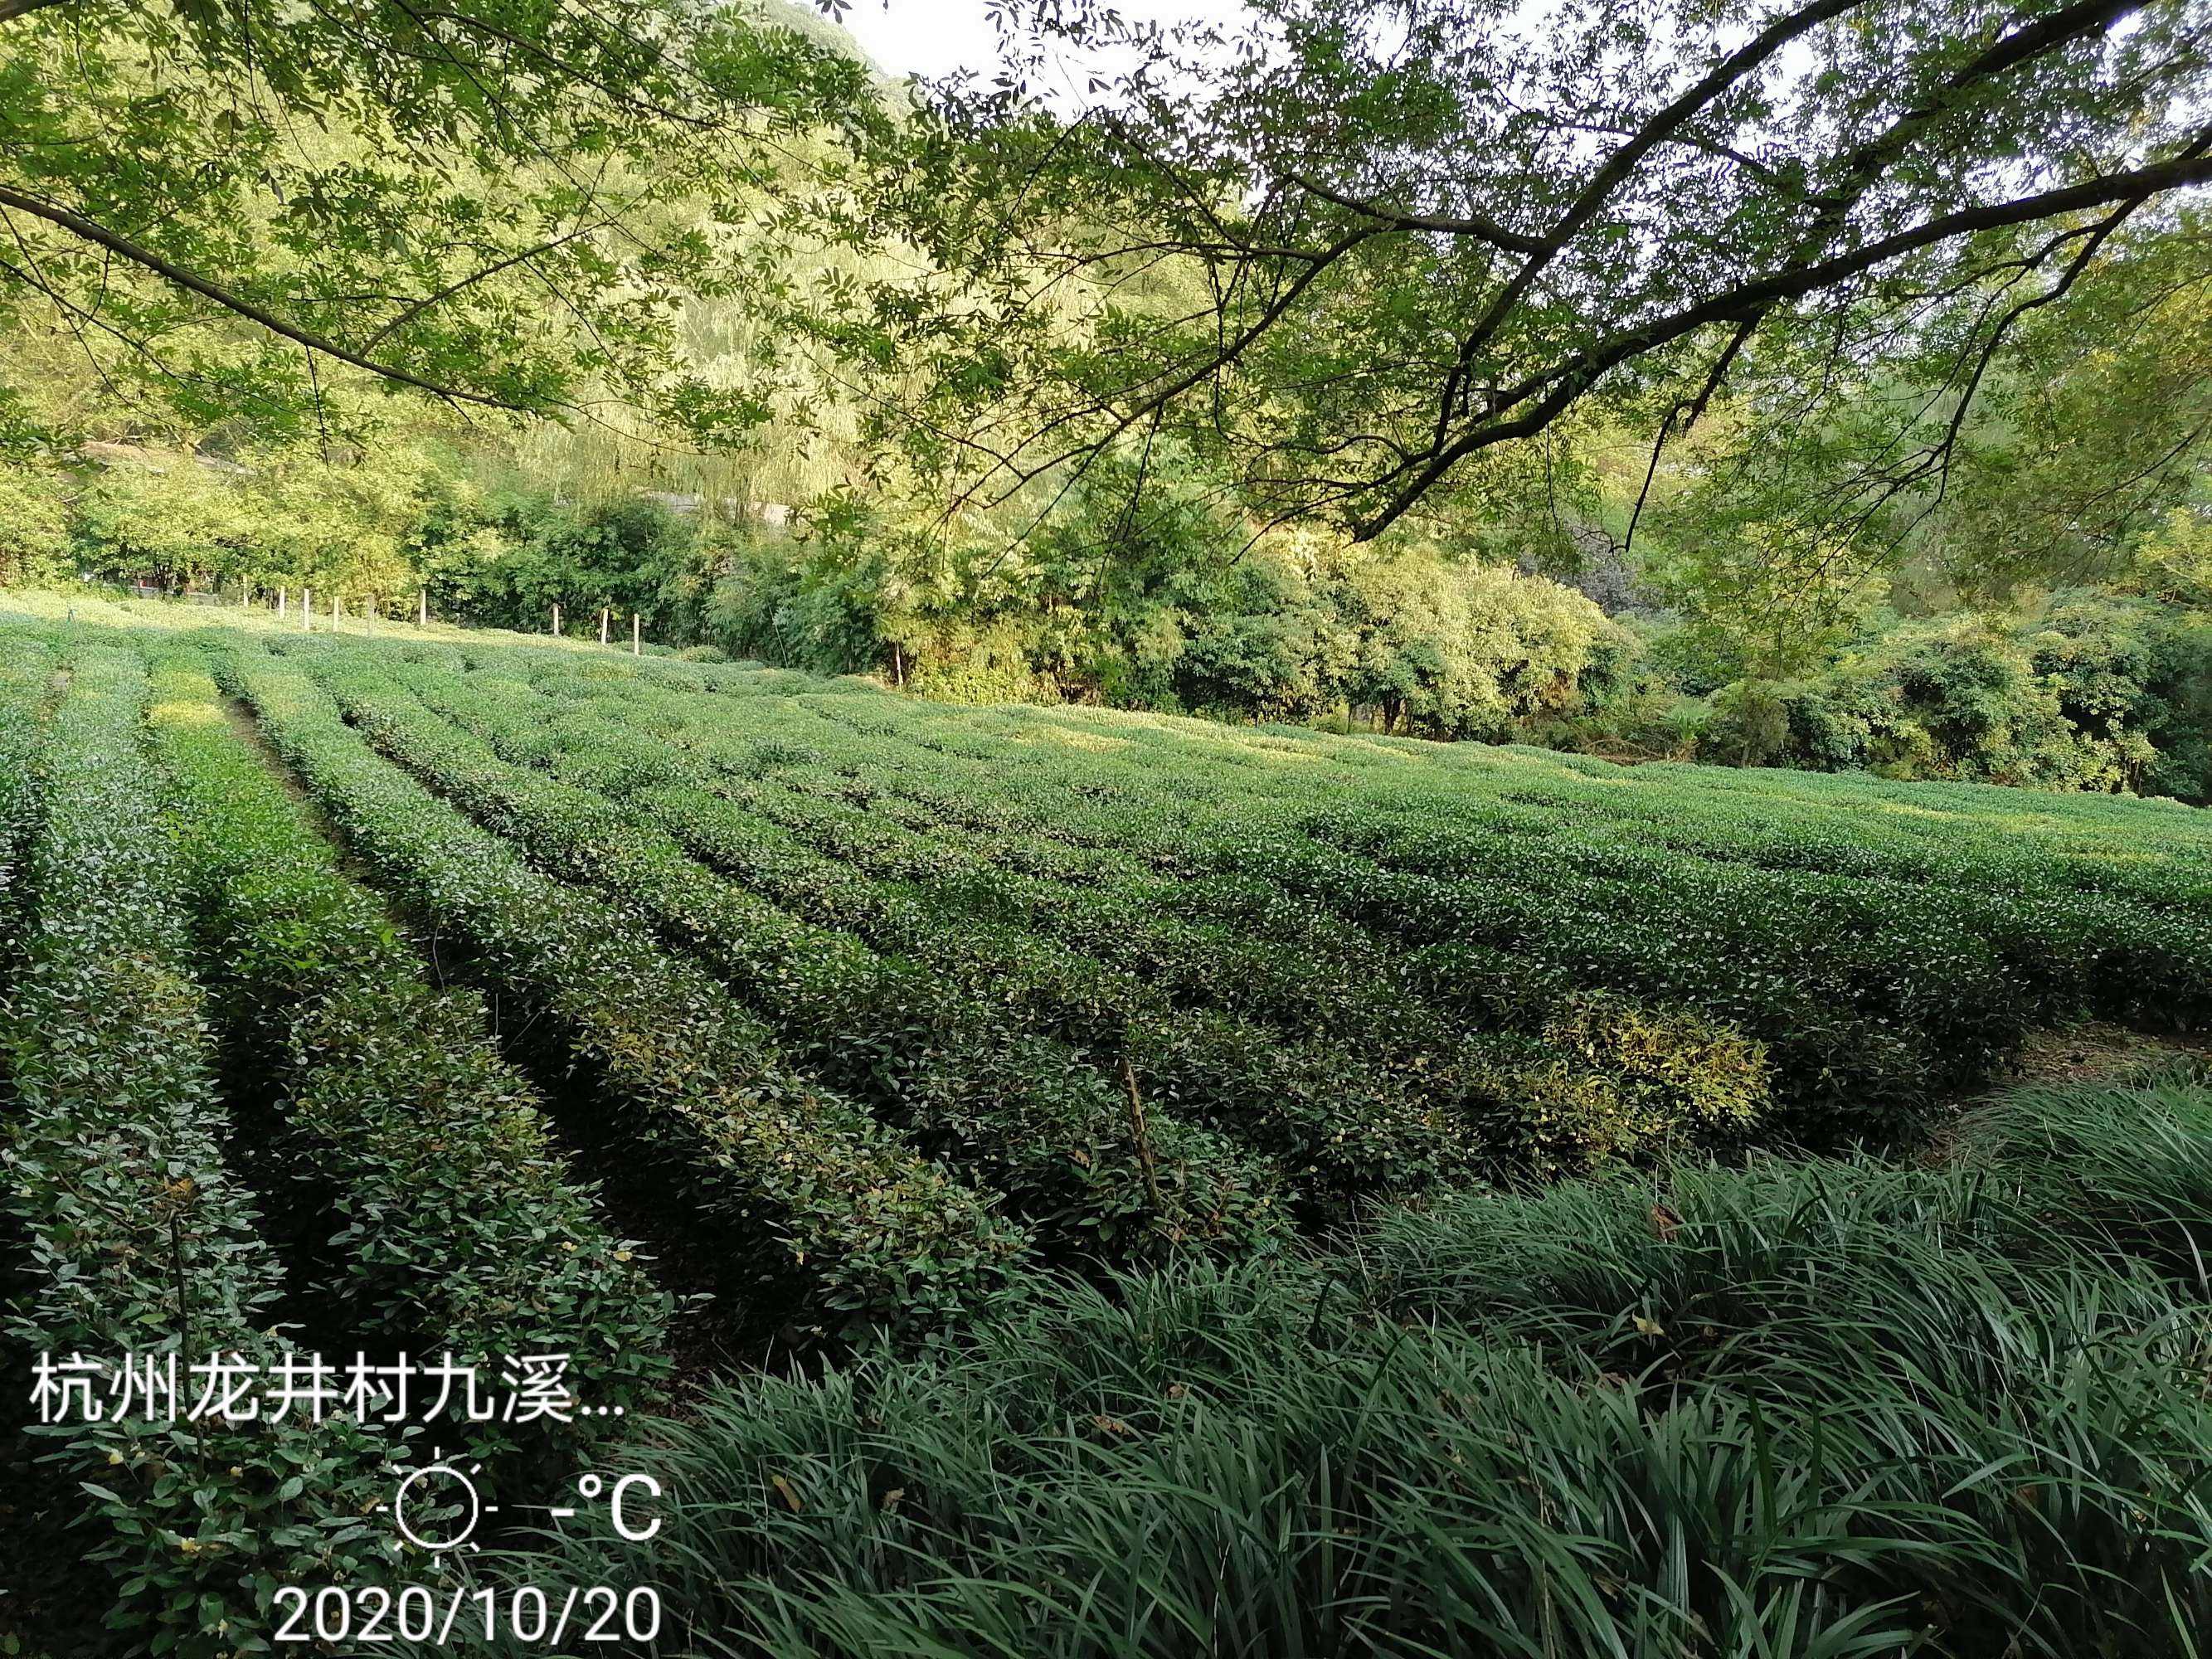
[550,1471,663,1542]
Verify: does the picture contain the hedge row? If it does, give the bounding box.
[1399,738,2212,909]
[494,663,1797,1128]
[715,774,1775,1151]
[1297,794,2212,1030]
[886,684,2212,931]
[0,645,396,1657]
[143,648,675,1458]
[458,654,1769,1185]
[309,649,1286,1253]
[956,684,2212,890]
[0,633,54,922]
[761,657,2200,901]
[214,640,1025,1333]
[483,654,1776,1165]
[396,659,1553,1183]
[671,679,2039,1110]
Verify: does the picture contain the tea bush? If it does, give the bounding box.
[216,641,1026,1332]
[143,651,675,1457]
[0,645,396,1655]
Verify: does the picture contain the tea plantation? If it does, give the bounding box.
[2,591,2208,1657]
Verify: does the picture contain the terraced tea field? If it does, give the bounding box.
[2,591,2209,1653]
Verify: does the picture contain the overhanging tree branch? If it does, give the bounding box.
[1354,140,2212,537]
[359,215,622,351]
[1285,173,1548,255]
[0,182,531,409]
[1433,0,1874,427]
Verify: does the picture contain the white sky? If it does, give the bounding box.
[834,0,1253,85]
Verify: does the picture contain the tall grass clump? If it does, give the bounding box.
[508,1066,2212,1658]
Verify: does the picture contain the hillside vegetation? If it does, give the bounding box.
[7,0,2212,1652]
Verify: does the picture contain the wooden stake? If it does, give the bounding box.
[632,612,640,656]
[419,589,428,626]
[552,602,562,637]
[600,606,609,646]
[1119,1057,1165,1215]
[278,586,288,618]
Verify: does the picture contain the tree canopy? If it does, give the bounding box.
[0,0,882,445]
[4,0,2212,795]
[808,0,2212,548]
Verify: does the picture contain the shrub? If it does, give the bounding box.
[216,640,1028,1333]
[318,648,1283,1258]
[1703,675,1795,765]
[483,640,2212,1121]
[1663,596,2212,802]
[0,645,396,1656]
[1536,994,1770,1150]
[0,465,72,587]
[143,649,674,1464]
[1329,551,1633,738]
[902,622,1060,703]
[466,651,1782,1177]
[0,633,55,911]
[401,659,1540,1199]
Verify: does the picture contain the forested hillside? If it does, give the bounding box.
[3,0,2210,795]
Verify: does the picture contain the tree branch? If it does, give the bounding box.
[0,182,529,409]
[1285,173,1546,255]
[1437,0,1874,423]
[1356,141,2212,538]
[360,216,617,351]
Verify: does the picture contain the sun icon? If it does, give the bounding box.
[386,1448,498,1553]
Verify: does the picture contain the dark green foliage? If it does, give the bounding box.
[0,631,53,912]
[304,645,1285,1258]
[514,1068,2212,1658]
[425,643,1785,1173]
[425,493,703,643]
[519,649,2206,1117]
[143,649,675,1461]
[215,640,1028,1333]
[1618,593,2212,802]
[0,596,2205,1659]
[0,645,399,1656]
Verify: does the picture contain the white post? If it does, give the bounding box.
[632,612,640,657]
[600,606,609,646]
[301,587,311,631]
[333,594,343,632]
[552,602,562,637]
[278,586,288,619]
[419,589,428,626]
